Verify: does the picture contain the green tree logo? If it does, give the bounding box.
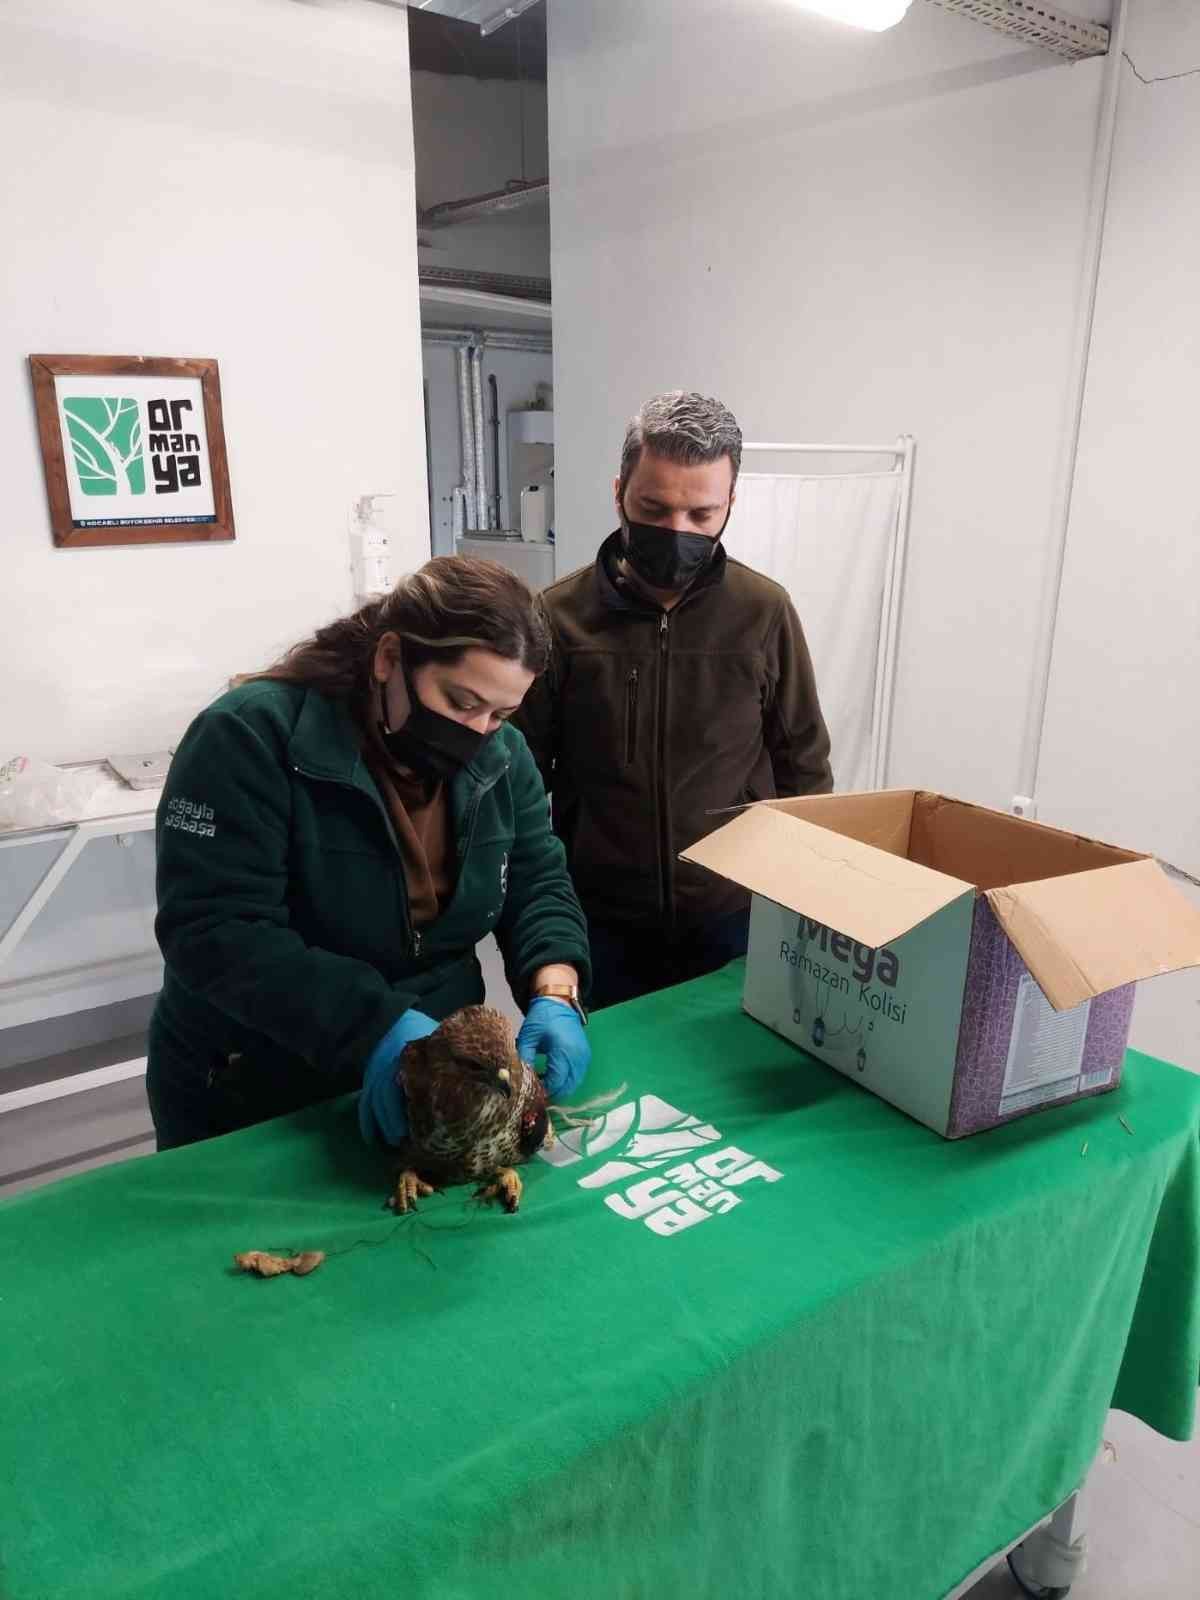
[63,397,145,496]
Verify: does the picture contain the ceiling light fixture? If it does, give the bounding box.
[787,0,914,31]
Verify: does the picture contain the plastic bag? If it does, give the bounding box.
[0,756,101,830]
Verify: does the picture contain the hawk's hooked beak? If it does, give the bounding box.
[496,1066,512,1098]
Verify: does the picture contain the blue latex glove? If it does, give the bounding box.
[358,1009,439,1145]
[516,997,591,1100]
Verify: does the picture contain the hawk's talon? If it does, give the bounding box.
[389,1170,437,1214]
[476,1167,523,1214]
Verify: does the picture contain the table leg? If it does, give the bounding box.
[1008,1484,1088,1597]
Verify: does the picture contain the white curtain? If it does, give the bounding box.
[722,470,902,793]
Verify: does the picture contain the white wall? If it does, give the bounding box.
[1,0,429,764]
[413,70,551,280]
[1034,0,1200,1070]
[546,0,1104,812]
[546,0,1200,1068]
[422,341,553,550]
[1037,1,1200,877]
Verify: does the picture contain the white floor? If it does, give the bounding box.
[1,942,1197,1597]
[962,1408,1200,1599]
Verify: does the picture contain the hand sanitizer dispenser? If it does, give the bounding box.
[349,494,394,598]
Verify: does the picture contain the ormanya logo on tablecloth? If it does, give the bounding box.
[538,1093,783,1238]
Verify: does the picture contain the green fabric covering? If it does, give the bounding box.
[2,960,1197,1600]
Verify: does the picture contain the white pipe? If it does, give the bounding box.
[1016,0,1128,802]
[742,442,907,457]
[424,328,552,353]
[868,449,905,791]
[876,436,916,789]
[471,346,489,531]
[451,486,467,542]
[456,345,476,529]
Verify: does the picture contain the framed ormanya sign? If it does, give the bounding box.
[29,353,235,548]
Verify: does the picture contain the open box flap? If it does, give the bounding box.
[681,804,973,950]
[986,858,1200,1011]
[760,789,916,859]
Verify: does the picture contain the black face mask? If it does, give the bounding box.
[377,678,491,785]
[620,497,730,592]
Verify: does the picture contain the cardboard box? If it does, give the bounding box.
[682,791,1200,1137]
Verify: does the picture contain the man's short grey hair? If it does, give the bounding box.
[618,391,743,497]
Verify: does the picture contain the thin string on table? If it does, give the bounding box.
[259,1081,634,1269]
[264,1203,480,1274]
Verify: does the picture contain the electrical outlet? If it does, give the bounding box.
[1011,795,1038,820]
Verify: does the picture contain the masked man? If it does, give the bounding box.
[515,391,832,1009]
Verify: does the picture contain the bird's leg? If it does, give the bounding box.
[389,1170,438,1214]
[476,1167,523,1214]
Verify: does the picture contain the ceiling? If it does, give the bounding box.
[403,0,1116,72]
[401,1,1117,92]
[407,0,546,80]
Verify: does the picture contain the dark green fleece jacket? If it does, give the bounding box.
[152,680,589,1092]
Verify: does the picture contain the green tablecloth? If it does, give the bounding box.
[2,961,1198,1600]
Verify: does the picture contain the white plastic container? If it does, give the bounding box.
[520,484,548,543]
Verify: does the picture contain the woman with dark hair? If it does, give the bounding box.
[147,557,591,1151]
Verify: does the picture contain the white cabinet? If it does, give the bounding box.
[456,536,555,592]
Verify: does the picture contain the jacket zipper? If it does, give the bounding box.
[624,668,640,765]
[657,613,672,924]
[615,577,713,927]
[453,761,508,870]
[651,581,716,919]
[292,762,423,957]
[292,756,508,962]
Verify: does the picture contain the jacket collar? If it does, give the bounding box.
[594,527,728,614]
[287,687,509,793]
[287,687,366,783]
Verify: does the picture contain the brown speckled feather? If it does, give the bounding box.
[396,1006,550,1188]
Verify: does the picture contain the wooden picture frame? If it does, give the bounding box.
[29,354,235,548]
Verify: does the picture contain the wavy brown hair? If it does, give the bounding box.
[241,557,550,699]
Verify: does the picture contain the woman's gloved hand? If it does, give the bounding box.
[516,997,591,1100]
[358,1009,439,1145]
